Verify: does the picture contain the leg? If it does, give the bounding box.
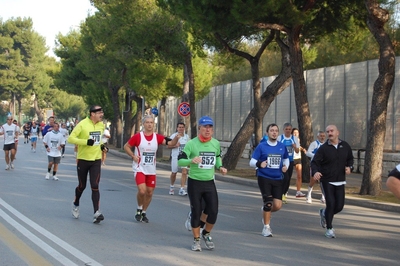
[74,160,89,206]
[4,150,10,165]
[89,160,101,212]
[295,162,302,192]
[387,176,400,200]
[181,168,188,189]
[321,182,335,229]
[142,186,155,211]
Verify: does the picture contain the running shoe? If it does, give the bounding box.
[178,188,187,196]
[191,238,202,251]
[262,225,273,237]
[296,191,306,197]
[52,175,59,181]
[325,228,336,238]
[141,213,149,223]
[5,164,10,170]
[319,208,326,228]
[93,210,104,224]
[135,209,142,221]
[306,197,312,204]
[202,233,215,249]
[169,186,174,195]
[185,211,192,231]
[45,173,50,180]
[10,162,14,169]
[72,203,79,219]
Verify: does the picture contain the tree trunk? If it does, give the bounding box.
[185,52,197,138]
[123,90,132,145]
[109,82,122,148]
[182,62,190,132]
[33,93,44,123]
[223,36,292,170]
[360,1,395,195]
[287,26,314,183]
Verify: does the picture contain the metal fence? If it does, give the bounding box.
[164,57,400,151]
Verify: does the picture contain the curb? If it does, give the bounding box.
[108,149,400,213]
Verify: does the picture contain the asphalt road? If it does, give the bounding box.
[0,139,399,265]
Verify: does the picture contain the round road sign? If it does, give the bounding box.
[177,102,190,117]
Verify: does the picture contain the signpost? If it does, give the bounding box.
[177,102,190,117]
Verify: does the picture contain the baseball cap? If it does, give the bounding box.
[198,116,214,126]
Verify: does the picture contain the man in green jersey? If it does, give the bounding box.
[178,116,227,252]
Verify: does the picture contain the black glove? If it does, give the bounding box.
[87,139,95,146]
[101,144,109,152]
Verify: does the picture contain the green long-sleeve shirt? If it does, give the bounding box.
[178,137,222,181]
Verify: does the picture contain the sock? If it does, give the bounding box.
[202,229,209,235]
[53,171,57,176]
[48,168,51,172]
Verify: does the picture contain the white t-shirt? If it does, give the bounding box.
[59,128,69,142]
[43,131,65,157]
[30,126,39,137]
[102,129,110,144]
[1,123,18,144]
[169,132,190,157]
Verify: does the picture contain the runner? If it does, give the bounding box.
[59,123,69,158]
[43,122,65,180]
[0,116,19,170]
[250,123,289,237]
[68,105,106,224]
[168,122,190,196]
[178,116,227,251]
[30,121,40,153]
[124,115,180,223]
[311,125,354,238]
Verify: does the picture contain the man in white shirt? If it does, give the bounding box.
[101,126,110,165]
[0,116,19,170]
[43,122,65,180]
[168,122,190,196]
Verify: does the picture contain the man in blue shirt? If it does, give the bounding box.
[250,123,289,237]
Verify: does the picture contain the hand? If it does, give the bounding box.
[191,156,202,164]
[219,167,227,175]
[345,167,351,175]
[313,172,322,181]
[260,161,267,168]
[282,165,287,173]
[87,139,95,146]
[131,154,140,163]
[101,144,109,152]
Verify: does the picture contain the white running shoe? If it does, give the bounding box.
[191,238,202,251]
[45,173,50,180]
[169,186,174,195]
[10,162,14,169]
[325,228,336,238]
[72,203,79,219]
[320,195,326,204]
[52,175,59,181]
[306,197,312,204]
[202,233,215,249]
[262,225,273,237]
[93,210,104,224]
[179,188,187,196]
[185,211,192,231]
[5,164,10,170]
[296,191,306,198]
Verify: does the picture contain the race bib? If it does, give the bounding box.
[267,154,281,169]
[51,140,58,150]
[286,146,293,156]
[198,151,216,169]
[89,131,101,145]
[141,152,155,166]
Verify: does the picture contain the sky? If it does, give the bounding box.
[0,0,95,58]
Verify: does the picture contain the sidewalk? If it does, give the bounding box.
[109,146,400,213]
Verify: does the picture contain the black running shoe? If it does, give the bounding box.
[141,213,149,223]
[135,209,142,222]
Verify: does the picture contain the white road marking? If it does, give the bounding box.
[0,197,102,266]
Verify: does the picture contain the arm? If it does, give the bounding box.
[124,140,139,163]
[67,123,88,146]
[293,136,300,153]
[306,141,317,159]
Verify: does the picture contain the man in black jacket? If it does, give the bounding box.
[311,125,353,238]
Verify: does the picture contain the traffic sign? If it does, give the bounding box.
[177,102,190,117]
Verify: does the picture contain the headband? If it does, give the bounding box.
[90,107,103,113]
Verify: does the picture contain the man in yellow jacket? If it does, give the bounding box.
[68,105,106,224]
